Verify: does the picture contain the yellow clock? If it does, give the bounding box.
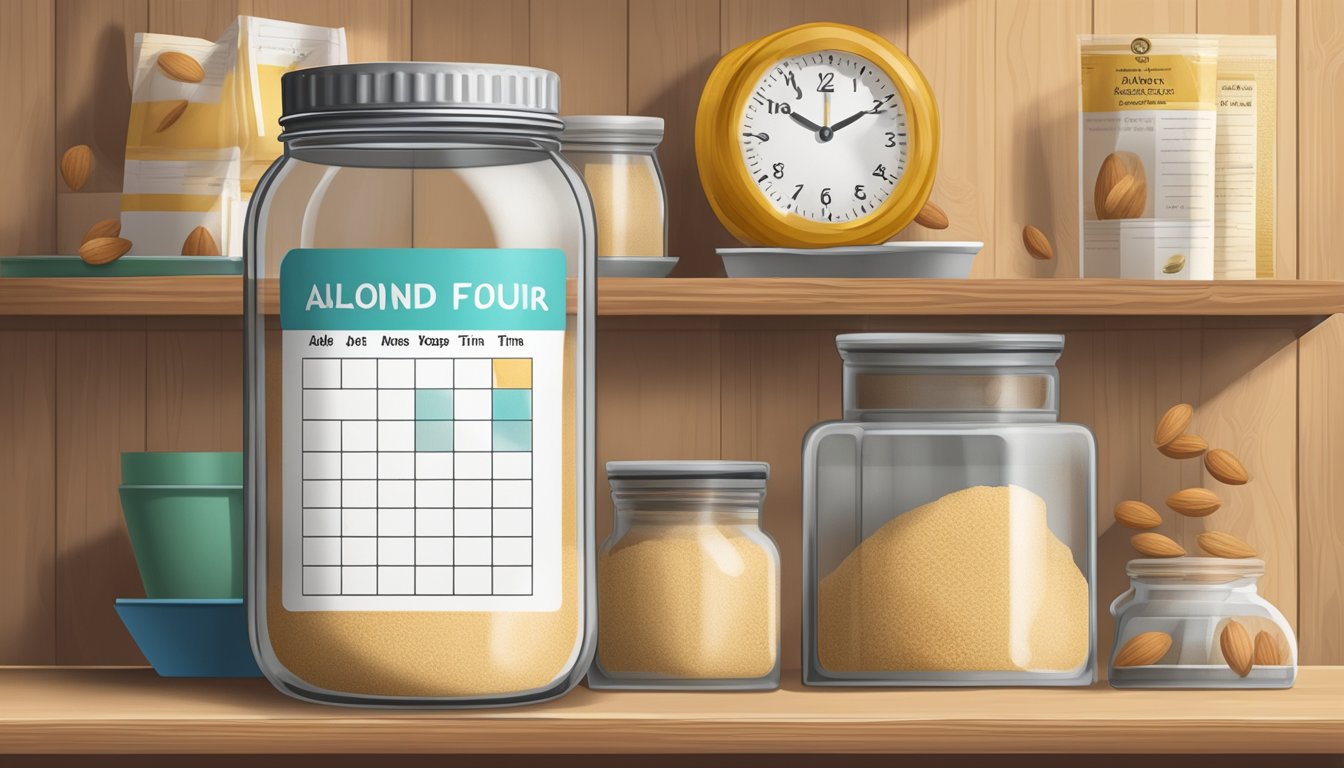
[696,22,940,248]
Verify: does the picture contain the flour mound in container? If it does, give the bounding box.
[818,485,1089,673]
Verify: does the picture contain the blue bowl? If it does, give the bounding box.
[115,599,261,677]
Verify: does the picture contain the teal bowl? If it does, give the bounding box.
[120,484,243,599]
[121,451,242,487]
[116,599,261,677]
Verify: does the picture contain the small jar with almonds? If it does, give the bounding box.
[1109,558,1296,689]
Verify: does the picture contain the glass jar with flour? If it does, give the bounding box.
[803,333,1096,686]
[244,63,595,707]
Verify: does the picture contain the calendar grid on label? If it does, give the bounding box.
[300,356,535,598]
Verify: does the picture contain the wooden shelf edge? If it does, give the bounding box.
[1,277,1342,319]
[1,667,1343,755]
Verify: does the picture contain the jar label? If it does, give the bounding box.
[278,248,566,612]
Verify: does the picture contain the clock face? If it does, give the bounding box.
[739,50,909,223]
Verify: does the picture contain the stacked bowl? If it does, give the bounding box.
[115,452,259,677]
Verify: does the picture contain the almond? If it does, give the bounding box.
[1254,630,1284,666]
[78,236,132,266]
[181,225,220,256]
[1157,433,1208,459]
[1113,631,1172,667]
[1131,532,1185,558]
[81,218,120,244]
[158,51,205,83]
[1115,500,1162,530]
[1205,448,1249,485]
[60,144,92,191]
[157,99,189,132]
[1163,253,1187,275]
[914,200,949,230]
[1197,531,1257,559]
[1154,404,1193,447]
[1094,151,1147,219]
[1167,487,1221,517]
[1221,620,1253,677]
[1023,224,1053,260]
[1102,174,1147,219]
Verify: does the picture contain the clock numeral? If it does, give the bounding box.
[854,185,867,201]
[792,184,804,201]
[852,77,858,92]
[817,72,835,93]
[870,93,895,113]
[772,162,785,179]
[765,97,792,115]
[783,71,802,100]
[873,164,893,182]
[820,187,832,206]
[885,131,897,147]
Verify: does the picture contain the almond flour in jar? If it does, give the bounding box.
[244,63,596,707]
[561,116,667,257]
[589,461,780,690]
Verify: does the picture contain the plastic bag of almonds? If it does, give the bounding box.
[121,17,345,258]
[1079,36,1217,279]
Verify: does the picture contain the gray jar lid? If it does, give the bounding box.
[282,62,561,116]
[607,460,769,487]
[561,115,665,150]
[837,333,1065,354]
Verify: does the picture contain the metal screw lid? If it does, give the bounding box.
[561,115,665,151]
[281,62,561,118]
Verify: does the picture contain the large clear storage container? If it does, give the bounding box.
[1109,558,1296,688]
[244,63,595,706]
[589,461,780,690]
[803,333,1096,686]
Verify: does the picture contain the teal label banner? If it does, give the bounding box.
[280,248,567,331]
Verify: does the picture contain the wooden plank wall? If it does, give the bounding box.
[0,0,1339,668]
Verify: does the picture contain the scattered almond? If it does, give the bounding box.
[1157,433,1208,459]
[1094,151,1147,219]
[1221,620,1254,677]
[1253,631,1284,666]
[1131,532,1185,558]
[1022,224,1053,260]
[1102,174,1147,219]
[1113,631,1172,667]
[1114,500,1162,530]
[1197,531,1257,559]
[1163,253,1187,275]
[1205,448,1249,485]
[81,218,120,244]
[60,144,92,191]
[1167,487,1221,517]
[157,99,189,132]
[181,225,220,256]
[913,200,949,230]
[78,236,132,266]
[158,51,205,83]
[1153,403,1193,447]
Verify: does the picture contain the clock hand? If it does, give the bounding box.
[830,109,883,133]
[788,111,824,133]
[823,91,831,128]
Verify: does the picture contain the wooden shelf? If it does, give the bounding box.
[2,667,1343,755]
[1,276,1343,318]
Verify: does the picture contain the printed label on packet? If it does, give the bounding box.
[278,248,566,612]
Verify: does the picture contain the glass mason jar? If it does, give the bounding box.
[803,333,1096,686]
[560,116,667,258]
[243,63,596,707]
[589,461,780,690]
[1109,558,1297,688]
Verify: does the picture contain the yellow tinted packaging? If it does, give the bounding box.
[122,17,345,257]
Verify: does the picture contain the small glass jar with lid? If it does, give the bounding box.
[1109,558,1297,688]
[560,116,668,259]
[589,461,780,690]
[803,333,1096,686]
